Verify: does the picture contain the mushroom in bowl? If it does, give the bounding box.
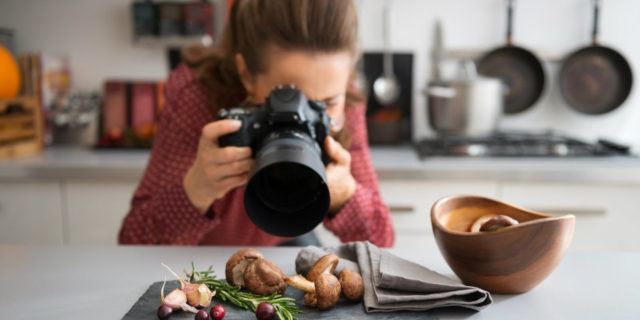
[431,195,575,294]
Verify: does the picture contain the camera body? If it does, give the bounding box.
[218,85,331,163]
[217,85,333,237]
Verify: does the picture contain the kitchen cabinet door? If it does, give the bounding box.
[380,180,499,249]
[379,180,499,233]
[312,180,500,249]
[0,181,64,244]
[500,183,640,251]
[66,180,138,244]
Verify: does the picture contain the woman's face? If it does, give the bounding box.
[236,46,353,131]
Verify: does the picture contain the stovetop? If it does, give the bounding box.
[415,132,633,158]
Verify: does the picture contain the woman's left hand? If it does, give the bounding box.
[324,136,357,214]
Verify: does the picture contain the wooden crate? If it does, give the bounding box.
[0,96,43,161]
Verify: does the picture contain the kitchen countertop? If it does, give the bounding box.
[2,145,640,183]
[0,245,637,319]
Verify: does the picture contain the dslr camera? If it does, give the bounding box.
[218,85,332,237]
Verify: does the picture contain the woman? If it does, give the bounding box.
[119,0,394,247]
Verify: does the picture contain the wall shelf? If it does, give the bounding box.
[132,35,213,48]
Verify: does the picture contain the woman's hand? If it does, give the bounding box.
[183,119,254,213]
[324,136,357,214]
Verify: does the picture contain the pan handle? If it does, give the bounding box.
[506,0,514,45]
[592,0,601,45]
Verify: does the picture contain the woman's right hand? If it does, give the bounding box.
[183,119,254,213]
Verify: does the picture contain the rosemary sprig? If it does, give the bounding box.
[186,262,301,320]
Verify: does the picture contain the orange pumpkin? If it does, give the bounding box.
[0,45,21,99]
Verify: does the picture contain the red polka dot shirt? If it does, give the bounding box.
[118,64,395,247]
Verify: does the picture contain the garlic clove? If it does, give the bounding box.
[197,284,214,307]
[184,283,214,308]
[183,283,200,307]
[160,280,199,314]
[162,287,187,309]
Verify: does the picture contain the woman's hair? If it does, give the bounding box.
[190,0,363,147]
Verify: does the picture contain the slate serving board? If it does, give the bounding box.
[123,280,446,319]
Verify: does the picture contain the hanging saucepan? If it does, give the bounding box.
[558,0,633,115]
[477,0,545,115]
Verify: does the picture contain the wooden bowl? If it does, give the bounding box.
[431,195,575,294]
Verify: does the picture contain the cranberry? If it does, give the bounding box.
[195,309,210,320]
[255,302,276,320]
[210,304,226,320]
[157,304,173,320]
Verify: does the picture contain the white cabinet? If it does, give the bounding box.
[2,173,640,251]
[66,180,138,244]
[314,180,499,249]
[500,183,640,251]
[0,181,64,244]
[381,180,499,249]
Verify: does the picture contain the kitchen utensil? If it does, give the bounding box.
[415,131,633,157]
[426,60,503,136]
[52,92,100,146]
[364,52,413,144]
[477,0,545,114]
[353,57,369,99]
[0,96,43,161]
[183,1,214,36]
[431,195,575,294]
[430,20,445,84]
[157,2,184,36]
[559,0,632,115]
[372,1,400,106]
[131,1,156,37]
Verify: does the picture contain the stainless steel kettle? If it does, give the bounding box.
[426,60,503,136]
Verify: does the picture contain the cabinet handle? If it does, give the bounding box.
[388,205,415,213]
[529,207,607,216]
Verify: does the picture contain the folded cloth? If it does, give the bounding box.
[295,241,492,312]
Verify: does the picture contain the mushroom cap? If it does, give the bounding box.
[303,292,317,307]
[479,214,519,232]
[314,273,341,310]
[307,254,339,282]
[339,269,364,302]
[244,258,287,296]
[225,248,264,286]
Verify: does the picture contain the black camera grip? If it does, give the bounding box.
[218,131,245,147]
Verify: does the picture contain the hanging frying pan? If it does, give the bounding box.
[477,0,545,115]
[559,0,633,115]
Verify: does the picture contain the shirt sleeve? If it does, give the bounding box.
[118,67,220,245]
[323,103,395,248]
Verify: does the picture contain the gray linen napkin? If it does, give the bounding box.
[295,241,492,312]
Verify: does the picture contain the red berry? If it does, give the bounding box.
[195,309,210,320]
[255,302,275,320]
[210,304,226,320]
[157,304,173,320]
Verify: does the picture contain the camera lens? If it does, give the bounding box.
[244,131,330,237]
[254,162,324,213]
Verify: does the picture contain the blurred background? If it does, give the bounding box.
[1,0,639,250]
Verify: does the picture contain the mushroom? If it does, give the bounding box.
[225,248,264,287]
[243,258,287,296]
[338,269,364,302]
[480,215,519,232]
[286,273,341,310]
[469,214,497,232]
[306,254,339,282]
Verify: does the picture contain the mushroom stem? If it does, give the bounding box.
[285,274,315,293]
[306,254,339,282]
[287,273,341,310]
